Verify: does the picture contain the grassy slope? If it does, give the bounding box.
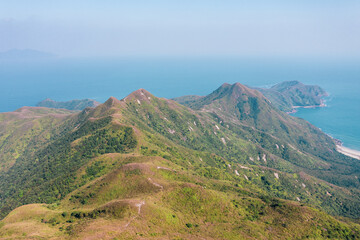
[1,154,359,239]
[0,89,360,239]
[173,83,360,191]
[0,107,74,172]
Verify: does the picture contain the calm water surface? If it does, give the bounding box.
[1,57,359,150]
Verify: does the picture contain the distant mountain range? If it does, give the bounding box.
[0,81,359,239]
[37,81,325,112]
[0,49,57,60]
[37,98,101,111]
[174,80,327,113]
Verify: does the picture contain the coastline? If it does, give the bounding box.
[287,99,326,114]
[288,98,360,160]
[336,144,360,160]
[287,103,326,114]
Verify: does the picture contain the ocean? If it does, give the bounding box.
[1,57,359,150]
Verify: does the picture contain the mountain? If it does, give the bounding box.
[258,81,328,112]
[174,82,326,148]
[37,98,101,111]
[175,83,360,187]
[174,81,327,113]
[0,85,360,239]
[0,49,57,60]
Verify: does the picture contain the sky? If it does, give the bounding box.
[1,0,360,58]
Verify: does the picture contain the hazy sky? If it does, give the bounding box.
[1,0,360,58]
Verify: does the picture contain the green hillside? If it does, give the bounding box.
[0,85,359,239]
[258,81,328,112]
[0,107,74,173]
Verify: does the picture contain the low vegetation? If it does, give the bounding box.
[0,83,359,239]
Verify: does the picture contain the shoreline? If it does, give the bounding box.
[286,98,360,160]
[287,100,326,114]
[336,144,360,160]
[287,104,325,114]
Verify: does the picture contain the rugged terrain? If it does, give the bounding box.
[0,83,359,239]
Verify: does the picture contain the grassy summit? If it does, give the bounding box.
[0,83,359,239]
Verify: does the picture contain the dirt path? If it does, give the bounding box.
[124,200,145,228]
[148,177,164,190]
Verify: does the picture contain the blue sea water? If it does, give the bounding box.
[1,57,359,150]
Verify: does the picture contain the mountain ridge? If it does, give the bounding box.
[173,81,327,113]
[0,83,359,239]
